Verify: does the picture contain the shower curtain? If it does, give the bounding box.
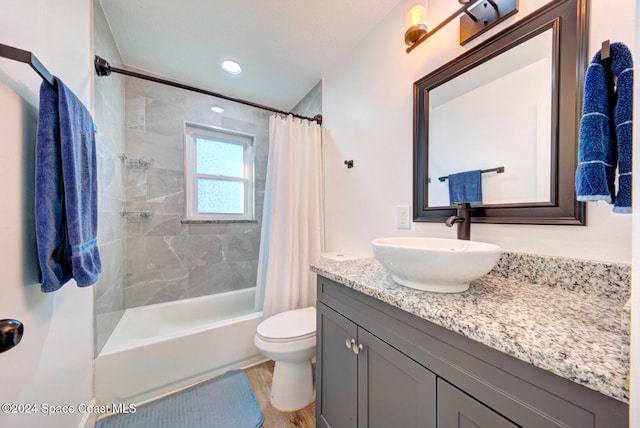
[256,114,324,318]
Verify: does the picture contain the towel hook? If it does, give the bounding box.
[601,39,610,60]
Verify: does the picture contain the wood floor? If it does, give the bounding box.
[245,360,316,428]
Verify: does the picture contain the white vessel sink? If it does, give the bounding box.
[371,237,501,293]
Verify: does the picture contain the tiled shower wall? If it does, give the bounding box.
[291,81,322,118]
[93,4,324,347]
[122,77,271,307]
[93,1,127,354]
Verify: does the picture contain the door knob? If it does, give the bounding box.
[0,319,24,354]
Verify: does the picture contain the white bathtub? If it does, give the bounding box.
[95,288,265,406]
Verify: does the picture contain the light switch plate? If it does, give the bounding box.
[397,206,411,229]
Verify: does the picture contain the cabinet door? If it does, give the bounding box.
[317,303,359,428]
[438,378,519,428]
[358,328,437,428]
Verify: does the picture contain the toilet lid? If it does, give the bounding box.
[257,306,316,341]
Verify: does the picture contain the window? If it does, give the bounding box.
[184,123,255,221]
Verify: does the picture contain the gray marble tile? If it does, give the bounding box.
[124,170,147,202]
[97,146,126,200]
[125,96,145,128]
[186,263,238,295]
[126,129,184,172]
[146,168,184,200]
[144,99,188,138]
[95,308,125,355]
[312,257,629,403]
[97,195,125,245]
[141,213,187,237]
[220,233,261,262]
[125,237,145,275]
[125,277,189,308]
[291,80,322,118]
[144,236,186,272]
[117,71,270,307]
[167,234,226,266]
[229,260,259,289]
[93,0,128,356]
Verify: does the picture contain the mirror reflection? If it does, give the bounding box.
[428,29,553,207]
[413,0,586,225]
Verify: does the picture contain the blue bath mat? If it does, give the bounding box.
[95,370,264,428]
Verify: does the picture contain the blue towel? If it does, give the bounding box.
[611,43,634,213]
[575,42,633,213]
[35,77,101,292]
[448,170,482,205]
[575,50,616,203]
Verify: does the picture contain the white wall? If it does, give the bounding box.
[323,0,636,264]
[0,1,95,428]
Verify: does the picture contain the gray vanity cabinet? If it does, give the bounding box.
[316,303,358,428]
[316,275,629,428]
[317,302,437,428]
[437,379,517,428]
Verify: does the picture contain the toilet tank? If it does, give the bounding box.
[320,252,360,263]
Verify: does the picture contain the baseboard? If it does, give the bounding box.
[242,357,270,370]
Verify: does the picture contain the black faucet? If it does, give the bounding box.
[445,202,471,240]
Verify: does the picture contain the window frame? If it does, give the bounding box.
[184,122,255,222]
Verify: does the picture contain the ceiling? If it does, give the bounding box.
[98,0,403,111]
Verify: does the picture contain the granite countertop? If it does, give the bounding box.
[311,256,629,403]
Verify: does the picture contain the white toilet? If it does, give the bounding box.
[254,252,358,412]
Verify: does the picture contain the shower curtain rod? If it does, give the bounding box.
[0,43,55,87]
[94,56,323,125]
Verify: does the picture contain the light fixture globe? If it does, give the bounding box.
[405,4,428,46]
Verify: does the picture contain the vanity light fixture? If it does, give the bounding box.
[210,106,224,113]
[221,60,242,75]
[405,2,428,46]
[405,0,518,53]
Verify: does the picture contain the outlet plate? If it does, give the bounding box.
[397,206,411,229]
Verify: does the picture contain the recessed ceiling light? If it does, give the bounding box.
[210,106,224,113]
[221,60,242,75]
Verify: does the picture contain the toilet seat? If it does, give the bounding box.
[256,306,316,343]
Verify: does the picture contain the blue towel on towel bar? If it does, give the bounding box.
[575,42,634,213]
[448,170,482,205]
[575,49,615,203]
[611,43,634,213]
[35,77,101,292]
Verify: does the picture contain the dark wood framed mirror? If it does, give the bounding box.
[413,0,588,225]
